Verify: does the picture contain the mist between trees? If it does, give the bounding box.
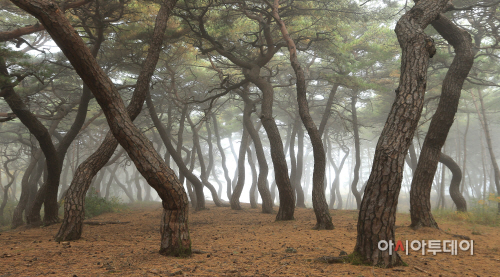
[0,0,498,267]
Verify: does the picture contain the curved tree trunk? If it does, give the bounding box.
[0,159,17,225]
[212,114,232,200]
[230,127,249,210]
[146,94,206,210]
[271,1,331,229]
[409,13,474,229]
[350,92,362,210]
[244,67,295,220]
[187,115,227,207]
[354,0,449,266]
[439,153,466,211]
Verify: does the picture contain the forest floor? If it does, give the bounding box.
[1,202,499,276]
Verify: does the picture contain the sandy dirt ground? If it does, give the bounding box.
[1,202,499,276]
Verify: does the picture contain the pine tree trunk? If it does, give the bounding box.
[350,92,362,210]
[439,153,466,212]
[271,1,331,229]
[409,13,473,228]
[230,127,249,210]
[16,0,191,255]
[354,0,449,266]
[244,66,295,220]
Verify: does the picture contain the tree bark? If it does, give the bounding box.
[271,0,331,229]
[146,93,206,210]
[409,13,474,229]
[244,66,295,220]
[230,127,249,210]
[439,153,466,211]
[354,0,449,267]
[18,0,191,256]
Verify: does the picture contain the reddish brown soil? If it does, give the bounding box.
[1,202,499,276]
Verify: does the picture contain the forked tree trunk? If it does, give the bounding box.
[55,0,179,240]
[271,1,331,229]
[409,13,474,229]
[239,95,273,213]
[17,0,191,256]
[354,0,449,266]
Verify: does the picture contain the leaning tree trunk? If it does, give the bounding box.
[439,153,466,212]
[55,0,180,241]
[271,1,332,229]
[409,12,474,229]
[146,93,206,210]
[354,0,449,267]
[17,0,191,256]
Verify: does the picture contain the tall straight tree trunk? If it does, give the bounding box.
[19,0,191,256]
[350,92,362,210]
[409,14,474,228]
[295,118,306,208]
[271,1,332,229]
[354,0,449,266]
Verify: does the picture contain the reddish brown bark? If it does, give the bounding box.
[409,12,474,229]
[12,0,190,256]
